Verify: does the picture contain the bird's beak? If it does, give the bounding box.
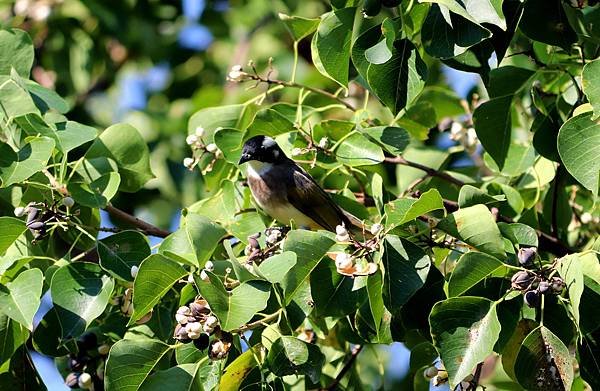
[238,153,251,165]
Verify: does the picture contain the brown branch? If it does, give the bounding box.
[103,204,171,238]
[322,345,363,390]
[384,156,466,187]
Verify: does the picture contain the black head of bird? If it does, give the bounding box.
[238,135,352,232]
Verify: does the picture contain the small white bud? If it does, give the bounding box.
[449,122,463,140]
[205,315,219,327]
[187,274,194,284]
[318,137,329,149]
[177,305,190,315]
[336,225,348,236]
[581,212,592,224]
[187,329,202,339]
[266,232,280,244]
[200,270,209,281]
[186,321,202,334]
[335,253,353,270]
[211,340,226,355]
[195,126,205,137]
[423,366,438,379]
[370,223,383,235]
[130,265,139,279]
[78,372,92,389]
[204,261,214,272]
[206,143,218,153]
[231,65,242,72]
[62,197,75,208]
[203,323,214,333]
[465,127,478,147]
[14,206,26,217]
[183,157,195,169]
[186,134,199,146]
[175,313,189,324]
[291,147,303,156]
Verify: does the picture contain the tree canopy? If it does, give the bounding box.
[0,0,599,390]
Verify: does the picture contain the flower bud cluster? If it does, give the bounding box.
[511,270,565,308]
[64,332,111,389]
[448,121,478,153]
[183,126,222,170]
[173,298,232,359]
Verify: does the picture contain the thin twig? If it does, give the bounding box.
[103,204,171,238]
[247,74,357,111]
[384,156,466,187]
[322,345,363,390]
[231,310,281,334]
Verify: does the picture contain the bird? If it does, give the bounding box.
[238,135,352,232]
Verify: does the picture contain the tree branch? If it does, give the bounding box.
[103,205,171,238]
[322,345,363,390]
[384,156,466,187]
[246,74,357,111]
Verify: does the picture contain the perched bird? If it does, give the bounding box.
[238,135,352,232]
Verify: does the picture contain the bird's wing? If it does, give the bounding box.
[286,166,350,232]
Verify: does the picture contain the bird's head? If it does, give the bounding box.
[238,135,287,165]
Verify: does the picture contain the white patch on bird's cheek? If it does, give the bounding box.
[261,137,276,148]
[247,160,273,178]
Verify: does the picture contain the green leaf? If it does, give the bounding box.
[0,217,26,256]
[382,236,431,312]
[129,254,187,325]
[24,80,70,114]
[198,272,271,331]
[498,222,538,247]
[279,13,320,42]
[159,213,227,268]
[363,126,410,155]
[50,262,114,338]
[0,269,42,331]
[246,108,296,138]
[85,123,153,192]
[335,132,384,166]
[447,252,504,297]
[514,326,574,390]
[14,114,95,153]
[214,128,244,164]
[488,66,535,99]
[519,0,577,51]
[98,231,151,282]
[473,95,512,170]
[140,362,204,391]
[557,112,600,194]
[0,136,55,188]
[267,336,325,383]
[311,260,362,318]
[458,185,505,208]
[437,204,506,260]
[557,254,584,328]
[67,172,120,208]
[0,312,28,365]
[430,297,501,387]
[385,189,444,228]
[0,29,34,77]
[311,7,356,89]
[364,18,398,65]
[369,39,427,114]
[0,75,39,118]
[256,251,297,284]
[105,338,172,391]
[583,59,600,120]
[281,230,335,305]
[578,330,600,390]
[188,104,250,141]
[220,344,263,391]
[421,0,506,28]
[421,4,491,59]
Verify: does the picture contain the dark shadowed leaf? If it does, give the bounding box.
[98,230,151,281]
[267,336,325,383]
[50,262,114,338]
[382,235,430,312]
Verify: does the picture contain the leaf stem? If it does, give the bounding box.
[322,345,363,390]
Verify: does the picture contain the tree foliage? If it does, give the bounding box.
[0,0,599,390]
